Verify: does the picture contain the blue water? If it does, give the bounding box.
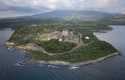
[0,25,125,80]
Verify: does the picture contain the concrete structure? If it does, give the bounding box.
[36,30,82,43]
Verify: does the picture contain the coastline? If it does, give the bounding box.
[29,52,119,66]
[6,41,119,66]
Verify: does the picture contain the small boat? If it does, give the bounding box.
[69,66,79,70]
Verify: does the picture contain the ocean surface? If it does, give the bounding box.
[0,25,125,80]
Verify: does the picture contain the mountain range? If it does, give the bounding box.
[0,10,124,23]
[31,10,115,21]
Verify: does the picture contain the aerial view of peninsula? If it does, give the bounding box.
[0,0,125,80]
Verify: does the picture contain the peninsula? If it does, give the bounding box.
[6,23,118,65]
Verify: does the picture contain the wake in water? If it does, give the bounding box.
[47,65,59,68]
[69,66,79,70]
[14,61,25,67]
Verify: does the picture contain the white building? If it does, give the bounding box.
[62,30,69,37]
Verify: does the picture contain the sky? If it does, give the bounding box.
[0,0,125,18]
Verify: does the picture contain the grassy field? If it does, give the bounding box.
[36,39,76,53]
[30,40,117,63]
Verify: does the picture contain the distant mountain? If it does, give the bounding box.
[112,14,125,21]
[111,14,125,24]
[0,10,121,25]
[31,10,114,21]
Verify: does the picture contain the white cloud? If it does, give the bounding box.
[0,0,125,18]
[0,0,124,11]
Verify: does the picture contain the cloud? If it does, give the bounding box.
[0,0,125,11]
[0,0,125,18]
